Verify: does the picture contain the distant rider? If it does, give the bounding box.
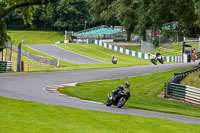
[112,81,130,100]
[112,55,117,64]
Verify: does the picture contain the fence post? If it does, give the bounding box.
[165,82,170,98]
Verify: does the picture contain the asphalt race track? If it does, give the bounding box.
[26,44,107,64]
[1,63,200,124]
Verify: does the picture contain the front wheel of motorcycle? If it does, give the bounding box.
[117,97,126,108]
[151,60,157,65]
[106,98,112,106]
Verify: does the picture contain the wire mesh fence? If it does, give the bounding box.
[140,40,153,54]
[10,50,55,72]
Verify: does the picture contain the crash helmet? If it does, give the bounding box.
[125,81,130,88]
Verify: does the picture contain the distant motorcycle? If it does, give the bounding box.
[150,55,164,65]
[106,88,130,108]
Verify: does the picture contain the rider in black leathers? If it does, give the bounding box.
[112,81,130,101]
[156,51,163,59]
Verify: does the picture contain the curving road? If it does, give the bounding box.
[26,44,107,64]
[0,63,200,124]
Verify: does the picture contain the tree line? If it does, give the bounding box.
[1,0,200,48]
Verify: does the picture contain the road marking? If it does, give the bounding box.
[43,83,103,105]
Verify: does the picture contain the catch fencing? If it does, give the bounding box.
[140,40,153,54]
[165,64,200,105]
[7,44,59,67]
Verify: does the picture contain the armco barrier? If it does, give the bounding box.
[8,44,59,67]
[197,52,200,60]
[94,40,184,63]
[165,63,200,105]
[0,61,13,73]
[170,83,200,105]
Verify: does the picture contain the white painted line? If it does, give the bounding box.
[43,83,104,105]
[53,45,108,64]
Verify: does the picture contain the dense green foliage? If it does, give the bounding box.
[90,0,200,42]
[0,0,56,47]
[0,19,8,48]
[4,0,91,31]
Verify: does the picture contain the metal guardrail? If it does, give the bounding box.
[165,63,200,105]
[197,52,200,60]
[170,83,200,105]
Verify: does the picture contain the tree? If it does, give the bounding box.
[90,0,119,26]
[53,0,90,31]
[0,0,56,47]
[114,0,139,41]
[90,0,136,41]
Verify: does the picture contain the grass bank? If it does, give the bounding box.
[181,71,200,88]
[60,44,151,66]
[7,30,64,46]
[59,66,200,117]
[0,96,200,133]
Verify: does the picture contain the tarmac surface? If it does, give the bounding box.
[1,63,200,124]
[26,44,107,64]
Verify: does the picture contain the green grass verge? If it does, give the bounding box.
[7,30,64,47]
[0,96,200,133]
[181,71,200,88]
[59,44,151,66]
[59,66,200,117]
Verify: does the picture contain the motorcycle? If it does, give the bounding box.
[150,55,164,65]
[106,88,130,108]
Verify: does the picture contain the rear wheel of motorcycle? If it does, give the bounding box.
[158,59,163,64]
[106,98,112,106]
[117,97,126,108]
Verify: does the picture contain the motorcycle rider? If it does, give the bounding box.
[156,50,162,58]
[156,50,164,63]
[112,81,130,100]
[112,55,117,64]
